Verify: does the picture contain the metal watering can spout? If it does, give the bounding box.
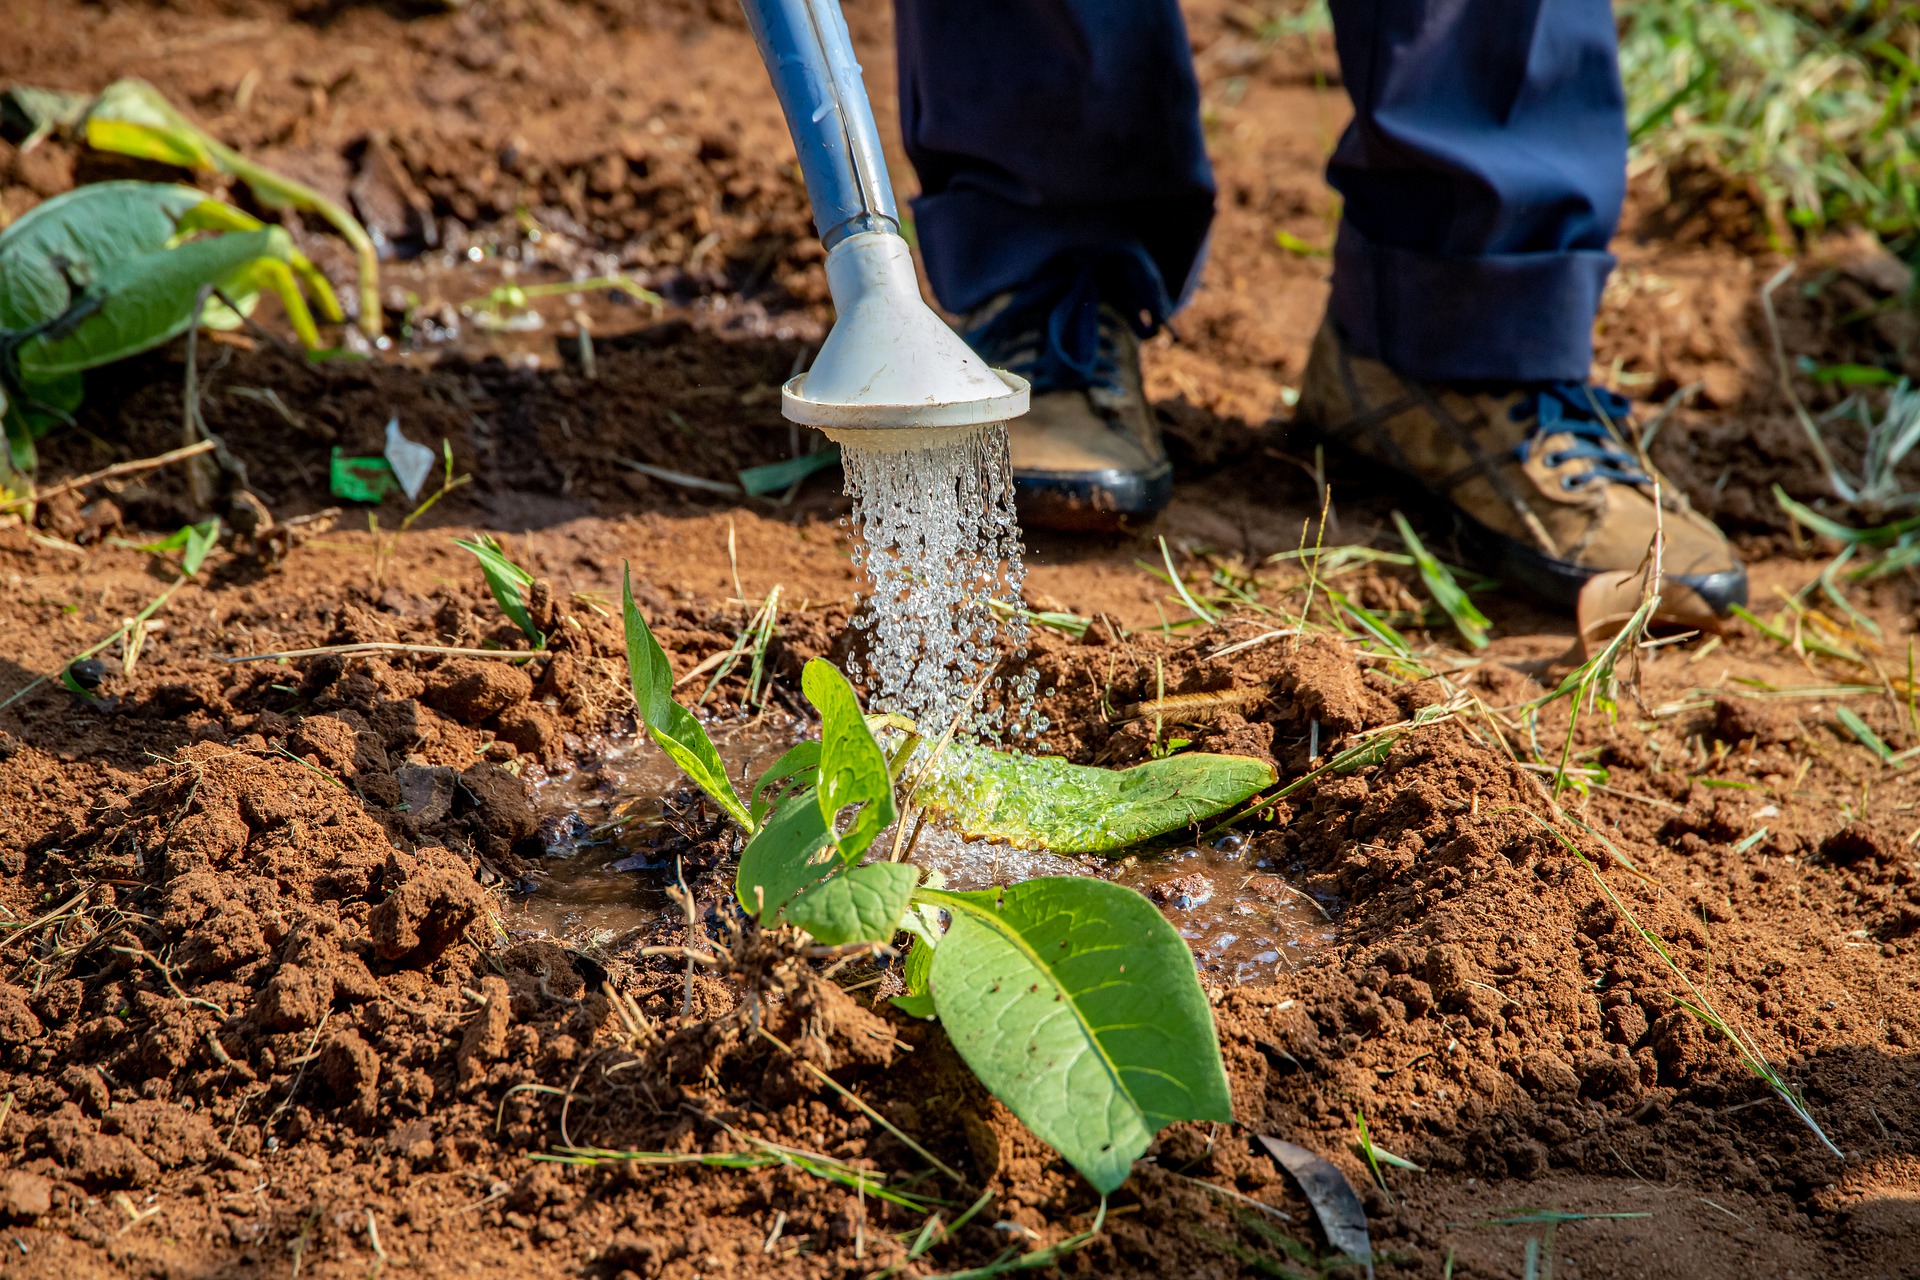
[739,0,1028,447]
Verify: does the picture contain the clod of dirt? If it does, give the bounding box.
[457,763,539,854]
[368,847,488,961]
[287,712,388,778]
[493,702,565,762]
[1819,821,1898,866]
[1269,636,1397,735]
[395,763,458,827]
[457,974,512,1089]
[0,1171,52,1223]
[1713,695,1797,745]
[424,659,534,725]
[1149,872,1212,908]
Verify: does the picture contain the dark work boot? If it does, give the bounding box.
[962,258,1172,532]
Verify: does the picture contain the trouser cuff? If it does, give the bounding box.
[1329,219,1614,384]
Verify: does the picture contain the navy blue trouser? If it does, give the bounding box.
[895,0,1627,384]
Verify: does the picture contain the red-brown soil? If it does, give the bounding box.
[3,3,1919,1278]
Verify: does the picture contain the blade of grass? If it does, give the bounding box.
[1392,511,1490,649]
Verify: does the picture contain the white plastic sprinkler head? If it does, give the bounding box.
[782,232,1029,450]
[740,0,1026,450]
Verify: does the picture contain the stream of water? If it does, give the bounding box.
[837,422,1041,742]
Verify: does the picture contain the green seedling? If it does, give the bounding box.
[1154,535,1222,625]
[78,79,381,337]
[534,1143,938,1211]
[452,535,545,649]
[0,181,338,476]
[1529,591,1657,794]
[738,446,841,497]
[987,598,1092,639]
[1527,814,1844,1159]
[372,442,469,589]
[1354,1107,1393,1202]
[1392,511,1490,649]
[1764,267,1920,511]
[136,518,220,577]
[917,1200,1107,1279]
[461,273,663,327]
[622,569,1240,1193]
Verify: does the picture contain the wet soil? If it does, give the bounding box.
[3,2,1920,1278]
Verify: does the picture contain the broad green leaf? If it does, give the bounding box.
[749,741,820,823]
[736,784,836,918]
[85,80,222,171]
[84,78,380,340]
[181,519,219,577]
[913,746,1274,853]
[0,181,207,331]
[802,659,895,861]
[922,879,1231,1193]
[890,991,936,1020]
[619,567,751,830]
[782,860,918,945]
[903,929,935,994]
[454,535,544,647]
[17,228,294,378]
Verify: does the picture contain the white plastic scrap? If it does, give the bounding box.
[384,416,436,502]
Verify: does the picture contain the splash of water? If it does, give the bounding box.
[836,422,1044,741]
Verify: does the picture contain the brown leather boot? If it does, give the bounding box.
[963,288,1172,532]
[1295,318,1746,615]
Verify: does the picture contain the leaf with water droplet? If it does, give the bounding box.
[913,745,1274,853]
[803,658,895,861]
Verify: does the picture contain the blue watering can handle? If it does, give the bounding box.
[739,0,900,248]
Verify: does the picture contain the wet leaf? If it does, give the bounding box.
[749,741,820,823]
[735,783,836,918]
[803,658,895,861]
[783,860,918,946]
[619,566,751,830]
[0,181,205,331]
[1255,1135,1373,1275]
[913,745,1274,853]
[920,879,1231,1193]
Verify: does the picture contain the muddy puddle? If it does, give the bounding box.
[510,723,1336,980]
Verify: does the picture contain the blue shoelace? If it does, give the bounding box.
[1510,383,1650,490]
[962,253,1164,397]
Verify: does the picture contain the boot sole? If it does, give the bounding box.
[1013,463,1175,533]
[1294,422,1749,617]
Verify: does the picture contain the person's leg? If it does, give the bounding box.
[1300,0,1745,615]
[895,0,1213,529]
[1324,0,1624,383]
[895,0,1214,324]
